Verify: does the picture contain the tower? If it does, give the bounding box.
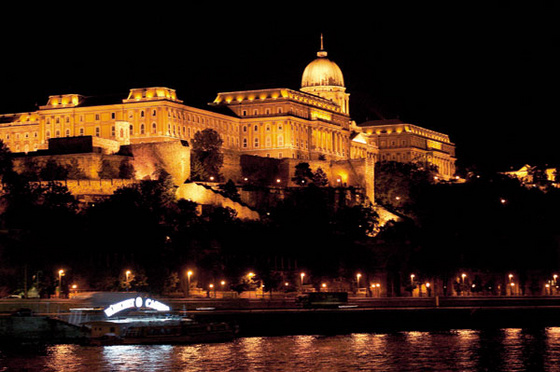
[300,35,350,115]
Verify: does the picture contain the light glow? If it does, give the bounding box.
[103,296,171,317]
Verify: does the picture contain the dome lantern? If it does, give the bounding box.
[301,35,349,115]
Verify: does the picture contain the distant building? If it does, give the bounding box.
[358,119,456,180]
[502,164,558,187]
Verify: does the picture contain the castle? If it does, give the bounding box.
[0,38,456,217]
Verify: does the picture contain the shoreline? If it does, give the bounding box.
[3,296,560,343]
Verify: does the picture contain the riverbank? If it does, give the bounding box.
[2,296,560,342]
[190,305,560,337]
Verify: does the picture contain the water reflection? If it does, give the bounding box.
[2,328,560,371]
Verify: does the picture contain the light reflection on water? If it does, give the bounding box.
[2,328,560,371]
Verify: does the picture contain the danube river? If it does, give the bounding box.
[2,328,560,371]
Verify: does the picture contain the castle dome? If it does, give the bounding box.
[301,36,345,89]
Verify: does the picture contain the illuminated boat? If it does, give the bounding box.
[79,295,236,345]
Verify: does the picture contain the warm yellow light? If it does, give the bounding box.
[209,284,214,288]
[426,282,430,288]
[59,270,64,275]
[72,284,77,289]
[248,272,255,277]
[187,270,193,277]
[321,283,327,288]
[221,280,226,286]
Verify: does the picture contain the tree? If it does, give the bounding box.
[191,129,224,181]
[220,179,240,201]
[292,162,313,186]
[374,161,437,216]
[40,159,68,181]
[118,159,136,179]
[312,167,329,186]
[98,159,119,179]
[66,158,88,179]
[0,140,13,182]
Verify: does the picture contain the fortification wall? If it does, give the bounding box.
[177,182,260,220]
[239,155,375,203]
[121,139,190,185]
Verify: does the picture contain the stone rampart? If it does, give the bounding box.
[177,182,260,220]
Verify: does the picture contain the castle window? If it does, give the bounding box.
[243,126,247,132]
[152,122,157,133]
[254,125,258,132]
[141,111,145,118]
[278,108,283,114]
[278,135,284,146]
[266,136,271,147]
[95,127,100,137]
[254,138,259,147]
[140,123,145,134]
[65,129,70,137]
[95,114,100,121]
[152,109,157,116]
[242,138,248,148]
[55,130,60,138]
[130,124,133,134]
[111,126,115,137]
[111,112,116,119]
[79,128,84,136]
[242,110,247,116]
[45,131,50,140]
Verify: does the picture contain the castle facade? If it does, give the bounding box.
[0,39,456,207]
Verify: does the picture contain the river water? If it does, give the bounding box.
[2,327,560,371]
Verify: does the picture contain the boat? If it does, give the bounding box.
[70,294,237,346]
[84,313,237,346]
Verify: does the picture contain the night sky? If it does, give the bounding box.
[1,3,557,172]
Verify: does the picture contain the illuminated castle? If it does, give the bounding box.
[0,37,456,211]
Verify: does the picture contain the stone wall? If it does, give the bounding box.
[120,139,190,185]
[239,155,375,203]
[176,182,260,220]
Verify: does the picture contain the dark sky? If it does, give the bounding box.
[1,3,557,172]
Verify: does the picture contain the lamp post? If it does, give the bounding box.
[187,270,193,298]
[58,269,65,298]
[125,270,131,291]
[356,273,362,293]
[300,272,305,291]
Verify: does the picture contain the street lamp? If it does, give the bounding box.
[58,270,65,299]
[300,272,305,289]
[125,270,131,291]
[356,273,362,289]
[187,270,193,298]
